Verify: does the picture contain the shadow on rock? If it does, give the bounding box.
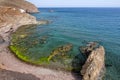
[71,53,86,80]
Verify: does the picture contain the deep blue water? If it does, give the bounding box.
[33,8,120,80]
[12,8,120,80]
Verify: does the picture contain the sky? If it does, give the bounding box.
[27,0,120,7]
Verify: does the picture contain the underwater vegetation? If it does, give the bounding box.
[48,43,73,61]
[9,25,85,71]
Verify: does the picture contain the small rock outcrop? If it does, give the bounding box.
[37,20,52,25]
[80,42,105,80]
[80,42,99,57]
[0,0,39,13]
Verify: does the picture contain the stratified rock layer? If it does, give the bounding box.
[0,0,39,13]
[81,46,105,80]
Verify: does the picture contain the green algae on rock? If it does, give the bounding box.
[48,44,73,61]
[9,25,85,71]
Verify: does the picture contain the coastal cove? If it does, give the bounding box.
[9,8,120,80]
[0,6,83,80]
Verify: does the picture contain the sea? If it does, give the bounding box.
[12,8,120,80]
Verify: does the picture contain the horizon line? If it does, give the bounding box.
[37,7,120,8]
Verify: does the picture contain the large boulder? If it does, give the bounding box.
[0,0,39,13]
[81,45,105,80]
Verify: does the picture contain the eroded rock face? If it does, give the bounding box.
[0,6,37,28]
[81,46,105,80]
[0,6,38,43]
[0,0,39,13]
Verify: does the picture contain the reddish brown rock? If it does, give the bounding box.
[0,6,37,28]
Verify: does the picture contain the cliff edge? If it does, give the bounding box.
[0,2,40,80]
[0,6,38,38]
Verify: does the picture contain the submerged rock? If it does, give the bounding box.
[58,44,73,53]
[48,44,73,61]
[80,42,99,57]
[39,36,49,44]
[19,34,27,39]
[37,20,52,25]
[80,44,105,80]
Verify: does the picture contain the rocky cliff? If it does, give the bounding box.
[0,6,37,27]
[80,42,105,80]
[0,6,38,39]
[0,0,39,13]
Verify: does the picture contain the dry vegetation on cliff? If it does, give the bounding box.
[0,0,39,13]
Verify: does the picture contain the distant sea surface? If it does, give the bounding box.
[13,8,120,80]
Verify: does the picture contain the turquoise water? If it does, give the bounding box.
[11,8,120,79]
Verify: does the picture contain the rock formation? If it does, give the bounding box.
[0,0,39,13]
[0,6,38,42]
[80,42,99,58]
[48,44,73,61]
[80,42,105,80]
[0,6,37,25]
[37,20,52,25]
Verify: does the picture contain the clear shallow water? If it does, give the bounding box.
[11,8,120,79]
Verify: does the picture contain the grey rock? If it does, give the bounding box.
[0,35,5,44]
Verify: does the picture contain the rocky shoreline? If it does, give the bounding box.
[0,2,106,80]
[0,6,82,80]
